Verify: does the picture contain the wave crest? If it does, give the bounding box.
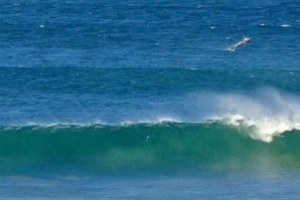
[3,88,300,143]
[208,89,300,142]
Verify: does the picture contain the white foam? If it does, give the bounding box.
[280,24,292,28]
[122,116,181,125]
[207,89,300,142]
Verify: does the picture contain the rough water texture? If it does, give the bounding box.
[0,0,300,199]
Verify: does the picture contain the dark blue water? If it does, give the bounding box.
[1,1,299,69]
[1,0,300,199]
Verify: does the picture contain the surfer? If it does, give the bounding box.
[229,36,251,51]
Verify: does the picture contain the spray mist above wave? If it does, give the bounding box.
[202,89,300,142]
[118,88,300,142]
[3,88,300,143]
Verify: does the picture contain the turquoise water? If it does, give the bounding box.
[1,0,300,199]
[0,124,300,175]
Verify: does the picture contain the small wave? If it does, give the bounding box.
[120,116,181,125]
[280,24,292,28]
[258,23,293,29]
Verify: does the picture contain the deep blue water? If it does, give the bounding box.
[1,0,300,199]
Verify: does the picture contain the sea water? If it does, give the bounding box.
[0,0,300,199]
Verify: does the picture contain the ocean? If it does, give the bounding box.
[1,0,300,199]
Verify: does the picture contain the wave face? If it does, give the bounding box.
[0,123,299,175]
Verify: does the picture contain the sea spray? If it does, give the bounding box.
[206,89,300,142]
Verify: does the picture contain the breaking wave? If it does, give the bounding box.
[0,122,300,175]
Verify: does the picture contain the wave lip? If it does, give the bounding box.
[205,89,300,142]
[2,88,300,143]
[213,114,299,142]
